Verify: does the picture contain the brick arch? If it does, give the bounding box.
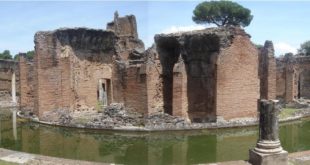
[297,69,310,99]
[156,37,181,115]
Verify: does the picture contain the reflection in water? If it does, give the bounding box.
[12,109,17,141]
[0,108,309,164]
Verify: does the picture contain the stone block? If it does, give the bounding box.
[249,149,288,165]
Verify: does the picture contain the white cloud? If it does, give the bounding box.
[274,42,297,56]
[161,25,207,34]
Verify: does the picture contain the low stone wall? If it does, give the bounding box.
[17,103,310,131]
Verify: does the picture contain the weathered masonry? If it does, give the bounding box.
[19,13,165,118]
[0,59,19,103]
[18,54,35,111]
[155,27,262,122]
[19,13,278,123]
[276,55,310,102]
[22,13,152,117]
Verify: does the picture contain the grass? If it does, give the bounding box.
[0,160,17,165]
[279,108,299,119]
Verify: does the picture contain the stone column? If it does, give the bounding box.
[249,100,288,165]
[98,79,103,103]
[11,71,16,103]
[102,79,108,106]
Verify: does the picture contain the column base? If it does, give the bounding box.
[249,149,288,165]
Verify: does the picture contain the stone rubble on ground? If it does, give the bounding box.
[35,103,260,130]
[16,99,310,131]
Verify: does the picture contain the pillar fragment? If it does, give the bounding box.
[11,71,16,103]
[249,99,288,165]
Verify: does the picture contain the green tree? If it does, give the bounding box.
[298,41,310,56]
[0,50,13,60]
[192,0,253,27]
[14,54,19,61]
[14,50,35,61]
[255,44,263,49]
[25,50,35,59]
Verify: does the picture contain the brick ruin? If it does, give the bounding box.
[0,59,19,99]
[155,27,261,121]
[276,55,310,102]
[18,13,282,123]
[19,54,34,111]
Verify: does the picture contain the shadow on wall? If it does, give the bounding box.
[156,33,221,122]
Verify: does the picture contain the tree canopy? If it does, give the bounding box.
[0,50,13,60]
[192,0,253,27]
[14,50,34,61]
[298,41,310,56]
[24,50,35,60]
[0,50,35,61]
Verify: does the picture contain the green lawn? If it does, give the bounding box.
[0,160,17,165]
[279,108,299,120]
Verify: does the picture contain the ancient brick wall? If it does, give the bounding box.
[0,62,13,92]
[34,31,71,117]
[155,36,181,116]
[0,59,19,93]
[107,12,138,38]
[276,56,310,102]
[69,50,114,111]
[34,28,118,117]
[144,46,164,115]
[296,57,310,99]
[172,61,188,118]
[145,62,163,114]
[19,55,35,111]
[155,27,259,121]
[276,59,286,99]
[259,41,276,100]
[216,31,259,120]
[300,69,310,98]
[181,33,219,122]
[276,57,294,102]
[107,13,144,61]
[123,65,148,114]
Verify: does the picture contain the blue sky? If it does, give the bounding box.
[0,1,309,56]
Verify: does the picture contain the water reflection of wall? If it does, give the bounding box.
[216,130,257,162]
[5,122,254,165]
[0,111,308,165]
[280,123,299,152]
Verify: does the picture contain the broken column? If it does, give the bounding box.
[249,99,288,165]
[11,71,16,103]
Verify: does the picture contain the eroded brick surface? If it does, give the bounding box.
[18,14,280,123]
[276,56,310,102]
[0,59,19,94]
[19,55,35,111]
[155,27,260,121]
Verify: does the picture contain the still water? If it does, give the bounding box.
[0,108,309,165]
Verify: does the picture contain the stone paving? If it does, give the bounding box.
[288,150,310,165]
[0,148,105,165]
[205,151,310,165]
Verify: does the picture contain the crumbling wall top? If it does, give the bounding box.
[0,59,18,70]
[35,28,118,53]
[106,11,138,39]
[155,27,250,52]
[261,40,275,58]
